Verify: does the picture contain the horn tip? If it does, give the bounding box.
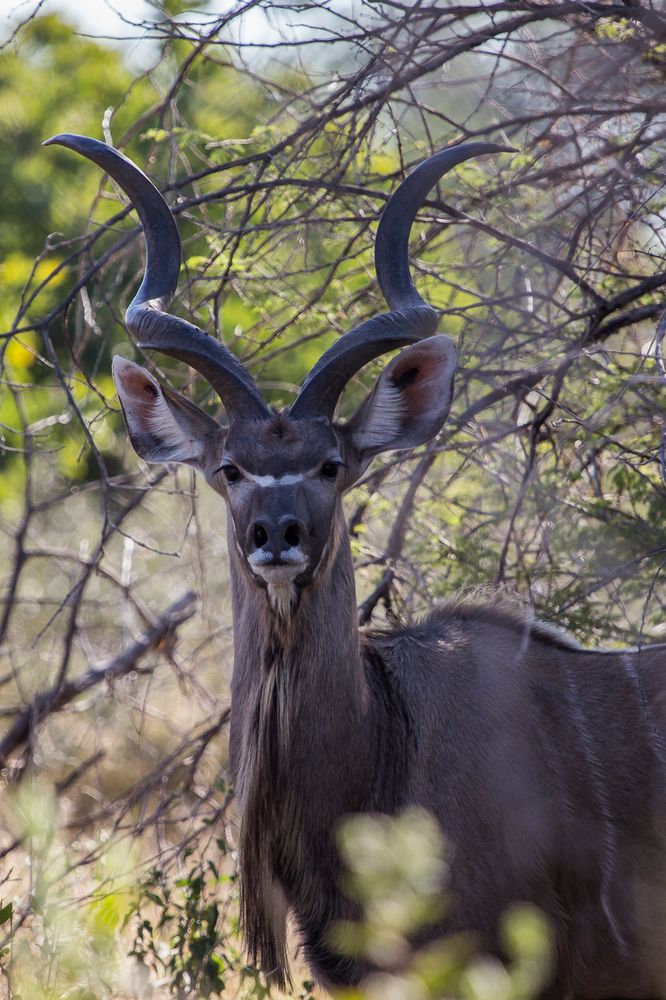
[43,132,89,151]
[472,142,518,155]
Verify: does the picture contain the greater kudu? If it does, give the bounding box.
[45,133,666,998]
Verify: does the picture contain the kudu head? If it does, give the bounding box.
[45,135,510,613]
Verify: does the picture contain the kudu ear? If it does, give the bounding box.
[112,356,221,468]
[346,335,457,458]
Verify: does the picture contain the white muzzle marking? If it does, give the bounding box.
[248,547,306,584]
[248,549,307,620]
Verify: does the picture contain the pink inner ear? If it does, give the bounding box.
[118,366,159,401]
[114,366,164,428]
[391,363,420,391]
[141,379,159,399]
[391,341,454,406]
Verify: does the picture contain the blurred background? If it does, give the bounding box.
[0,1,665,996]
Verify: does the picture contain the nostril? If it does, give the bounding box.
[284,521,300,548]
[254,523,269,549]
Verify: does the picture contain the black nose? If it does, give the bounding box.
[250,516,302,555]
[283,519,300,547]
[253,521,269,548]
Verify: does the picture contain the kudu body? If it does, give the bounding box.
[46,134,666,998]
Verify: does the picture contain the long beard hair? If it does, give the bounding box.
[236,621,300,989]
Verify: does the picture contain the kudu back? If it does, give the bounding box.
[46,133,666,998]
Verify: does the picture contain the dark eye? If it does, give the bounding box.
[221,464,242,484]
[321,461,339,480]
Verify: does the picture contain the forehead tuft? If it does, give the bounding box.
[267,412,289,440]
[225,412,338,473]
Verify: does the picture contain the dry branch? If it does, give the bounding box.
[0,591,197,768]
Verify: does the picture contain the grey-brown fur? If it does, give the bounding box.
[229,510,666,995]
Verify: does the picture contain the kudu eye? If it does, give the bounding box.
[221,464,242,484]
[320,461,339,480]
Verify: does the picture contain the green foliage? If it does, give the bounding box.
[596,18,636,43]
[334,811,553,1000]
[0,14,159,494]
[4,779,137,999]
[128,852,239,998]
[0,15,151,257]
[126,847,318,999]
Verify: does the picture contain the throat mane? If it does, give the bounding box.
[237,625,298,988]
[267,580,297,622]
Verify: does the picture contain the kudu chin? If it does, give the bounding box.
[46,133,666,998]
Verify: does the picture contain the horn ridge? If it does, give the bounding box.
[289,307,438,421]
[44,133,181,309]
[375,141,515,312]
[44,133,269,422]
[290,141,514,420]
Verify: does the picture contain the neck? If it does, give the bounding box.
[228,506,374,985]
[229,505,368,792]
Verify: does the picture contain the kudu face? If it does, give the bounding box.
[218,415,344,591]
[112,355,345,590]
[112,334,459,607]
[45,134,511,610]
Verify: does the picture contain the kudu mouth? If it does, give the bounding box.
[247,548,309,621]
[248,549,308,583]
